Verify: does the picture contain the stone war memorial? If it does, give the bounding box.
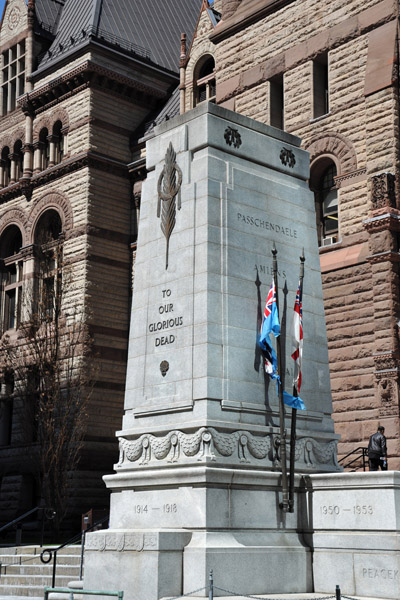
[83,104,400,600]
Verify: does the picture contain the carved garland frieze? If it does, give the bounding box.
[86,532,158,553]
[117,427,339,470]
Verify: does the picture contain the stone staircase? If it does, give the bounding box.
[0,545,81,597]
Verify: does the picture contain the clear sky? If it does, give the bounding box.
[0,1,5,22]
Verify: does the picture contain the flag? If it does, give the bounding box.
[261,279,280,340]
[290,282,303,393]
[259,278,280,377]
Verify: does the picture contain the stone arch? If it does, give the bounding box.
[186,41,216,84]
[33,115,52,139]
[49,107,69,131]
[0,128,25,151]
[33,108,70,139]
[27,191,73,244]
[303,132,357,175]
[0,208,29,247]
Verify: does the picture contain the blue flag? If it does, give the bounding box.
[259,279,280,377]
[260,279,280,341]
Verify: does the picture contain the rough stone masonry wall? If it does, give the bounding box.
[208,0,400,466]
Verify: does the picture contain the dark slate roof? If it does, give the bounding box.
[35,0,203,75]
[141,86,181,139]
[35,0,65,34]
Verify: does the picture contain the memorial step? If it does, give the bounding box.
[0,546,81,597]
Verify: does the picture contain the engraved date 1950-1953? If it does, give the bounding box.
[320,504,374,516]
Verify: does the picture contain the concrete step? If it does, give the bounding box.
[0,554,81,567]
[0,545,81,597]
[0,546,82,556]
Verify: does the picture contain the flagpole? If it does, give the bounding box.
[288,249,305,513]
[272,243,289,513]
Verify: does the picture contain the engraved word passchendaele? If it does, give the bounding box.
[157,143,182,269]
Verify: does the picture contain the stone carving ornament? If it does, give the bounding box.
[8,6,21,30]
[157,143,182,269]
[118,426,338,470]
[224,126,242,148]
[370,172,396,209]
[280,148,296,168]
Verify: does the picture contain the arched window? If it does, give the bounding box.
[0,369,14,446]
[12,140,24,182]
[34,210,63,321]
[0,146,11,188]
[39,128,49,171]
[311,159,339,246]
[0,225,23,331]
[194,55,216,106]
[52,120,64,165]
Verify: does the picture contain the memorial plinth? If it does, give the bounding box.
[84,103,339,600]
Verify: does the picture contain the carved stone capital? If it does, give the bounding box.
[370,172,396,209]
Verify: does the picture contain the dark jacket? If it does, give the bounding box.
[368,431,387,458]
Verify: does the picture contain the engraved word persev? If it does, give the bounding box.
[362,568,399,581]
[238,213,298,238]
[149,289,183,347]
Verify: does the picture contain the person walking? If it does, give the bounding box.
[368,425,387,471]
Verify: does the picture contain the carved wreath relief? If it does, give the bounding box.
[280,148,296,168]
[224,126,242,148]
[117,426,339,470]
[157,143,182,269]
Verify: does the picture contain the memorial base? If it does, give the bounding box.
[84,471,400,600]
[83,469,312,600]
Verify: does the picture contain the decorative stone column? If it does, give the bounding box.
[364,172,400,447]
[9,153,18,184]
[47,135,57,167]
[32,141,43,174]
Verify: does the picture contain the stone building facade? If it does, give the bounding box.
[180,0,400,468]
[0,0,201,530]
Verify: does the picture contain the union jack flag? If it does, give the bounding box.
[290,282,303,393]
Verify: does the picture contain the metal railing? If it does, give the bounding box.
[44,588,123,600]
[37,25,151,66]
[0,506,55,546]
[40,514,109,588]
[338,446,368,471]
[167,571,355,600]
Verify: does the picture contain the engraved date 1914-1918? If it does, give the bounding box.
[320,504,374,516]
[133,503,178,514]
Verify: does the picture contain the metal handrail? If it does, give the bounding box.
[338,446,368,471]
[0,506,55,546]
[40,514,109,587]
[44,588,123,600]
